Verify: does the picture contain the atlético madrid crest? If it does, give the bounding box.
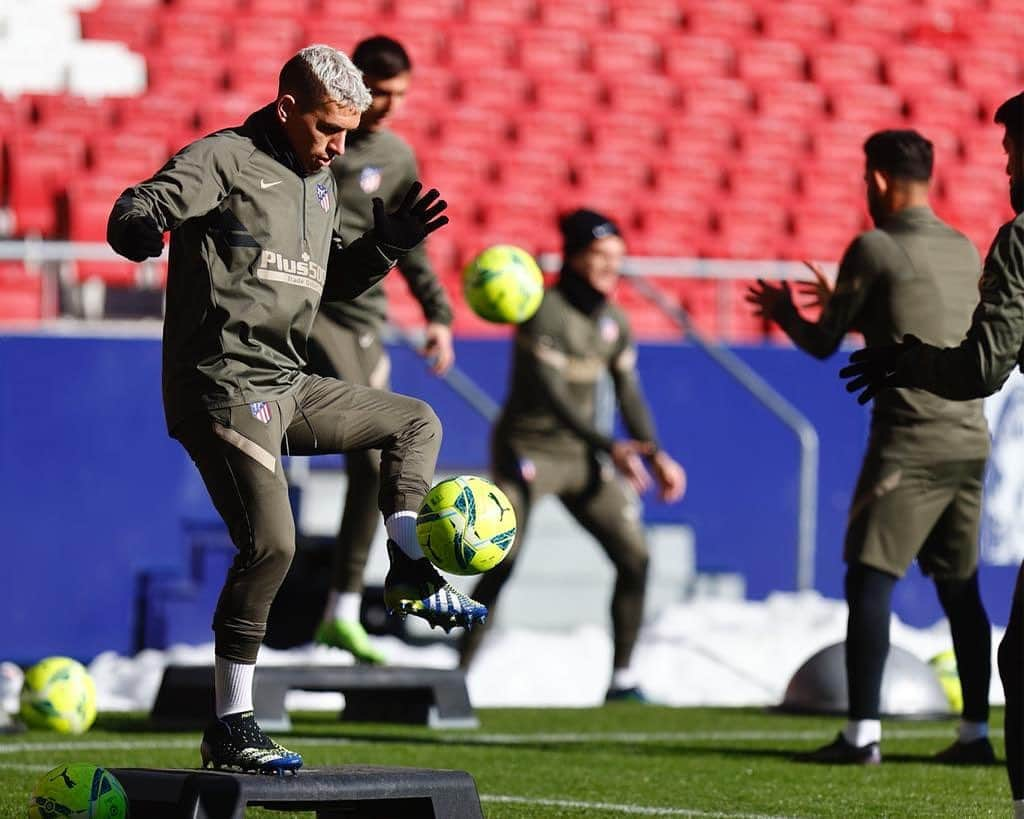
[250,402,272,423]
[315,183,330,213]
[359,166,382,194]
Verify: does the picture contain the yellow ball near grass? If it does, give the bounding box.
[463,244,544,324]
[19,657,97,735]
[28,763,128,818]
[928,649,963,714]
[417,476,517,575]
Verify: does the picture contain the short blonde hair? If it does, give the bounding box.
[279,44,372,112]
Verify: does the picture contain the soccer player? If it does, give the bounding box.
[458,209,686,702]
[840,95,1024,807]
[106,44,486,774]
[307,36,454,666]
[748,130,995,765]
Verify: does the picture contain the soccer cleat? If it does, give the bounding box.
[200,711,302,775]
[932,737,997,765]
[383,539,487,631]
[315,619,386,665]
[604,686,652,704]
[794,732,881,765]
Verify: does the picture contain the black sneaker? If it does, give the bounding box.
[604,686,652,704]
[200,711,302,775]
[794,732,881,765]
[383,540,487,632]
[933,736,997,765]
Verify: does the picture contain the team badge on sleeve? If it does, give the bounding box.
[599,315,620,343]
[315,183,330,213]
[250,402,272,423]
[359,166,382,194]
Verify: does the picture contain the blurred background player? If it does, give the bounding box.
[458,209,686,702]
[840,94,1024,812]
[749,130,994,765]
[106,44,483,774]
[307,36,454,665]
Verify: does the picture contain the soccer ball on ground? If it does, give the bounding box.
[417,476,517,575]
[20,657,97,735]
[28,764,128,819]
[462,244,544,324]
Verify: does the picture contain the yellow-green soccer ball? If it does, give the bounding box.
[929,649,963,714]
[417,476,517,575]
[28,764,128,819]
[462,244,544,324]
[19,657,97,735]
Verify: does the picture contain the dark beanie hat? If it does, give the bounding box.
[559,208,621,259]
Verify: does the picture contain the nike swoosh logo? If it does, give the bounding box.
[260,179,283,189]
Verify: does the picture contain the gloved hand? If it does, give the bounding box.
[839,334,922,405]
[371,182,448,257]
[109,214,164,262]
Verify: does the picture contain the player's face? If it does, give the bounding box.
[359,73,410,132]
[1003,129,1024,213]
[573,234,626,295]
[278,97,362,174]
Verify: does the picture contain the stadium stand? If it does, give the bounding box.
[0,0,1019,339]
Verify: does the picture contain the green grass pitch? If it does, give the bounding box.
[3,706,1008,817]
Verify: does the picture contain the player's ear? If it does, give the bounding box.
[276,94,297,125]
[871,169,889,196]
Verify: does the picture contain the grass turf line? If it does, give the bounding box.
[2,707,1008,818]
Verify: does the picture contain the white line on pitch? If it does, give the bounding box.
[482,794,792,818]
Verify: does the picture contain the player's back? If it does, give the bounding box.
[856,206,989,454]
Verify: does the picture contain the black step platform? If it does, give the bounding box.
[151,665,478,731]
[109,765,484,819]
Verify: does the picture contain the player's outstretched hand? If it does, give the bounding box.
[745,279,795,320]
[839,334,922,405]
[797,260,833,310]
[611,439,655,495]
[423,322,454,375]
[372,181,449,253]
[649,451,686,503]
[110,214,164,262]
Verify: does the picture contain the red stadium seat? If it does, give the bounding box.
[652,158,726,200]
[79,6,157,51]
[808,120,873,164]
[882,45,955,90]
[758,2,833,44]
[146,52,227,95]
[88,133,172,184]
[31,94,116,135]
[463,0,537,25]
[154,12,227,54]
[682,77,754,119]
[960,127,1008,171]
[403,67,458,113]
[515,28,589,72]
[229,18,304,61]
[5,132,88,236]
[661,36,733,80]
[832,5,909,48]
[754,81,827,122]
[587,114,663,154]
[683,0,759,39]
[437,107,511,153]
[112,94,198,136]
[531,71,605,115]
[301,19,376,54]
[736,40,807,84]
[662,117,737,159]
[954,49,1020,95]
[571,155,650,191]
[809,43,882,86]
[0,263,43,321]
[495,154,572,192]
[444,25,516,70]
[224,54,287,97]
[457,69,533,111]
[904,86,979,132]
[738,118,810,160]
[387,0,462,22]
[608,0,683,34]
[826,83,905,128]
[65,177,130,241]
[603,75,680,117]
[587,30,661,75]
[535,0,610,30]
[723,154,800,195]
[195,93,263,133]
[511,110,589,154]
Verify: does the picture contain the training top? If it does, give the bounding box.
[315,128,451,333]
[775,206,989,459]
[108,105,399,433]
[898,212,1024,400]
[495,280,660,458]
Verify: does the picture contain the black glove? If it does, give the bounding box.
[371,181,448,256]
[109,214,164,263]
[839,334,922,405]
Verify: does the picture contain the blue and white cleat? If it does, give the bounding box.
[383,540,488,632]
[200,711,302,775]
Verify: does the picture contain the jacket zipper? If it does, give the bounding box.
[299,177,309,254]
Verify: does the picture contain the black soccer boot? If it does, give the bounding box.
[932,736,997,765]
[200,710,302,774]
[794,732,882,765]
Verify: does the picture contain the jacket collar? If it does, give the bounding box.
[245,103,309,178]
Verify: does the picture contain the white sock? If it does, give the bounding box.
[842,719,881,747]
[1014,799,1024,819]
[214,656,255,719]
[386,511,421,560]
[611,667,639,690]
[323,590,362,623]
[957,720,988,743]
